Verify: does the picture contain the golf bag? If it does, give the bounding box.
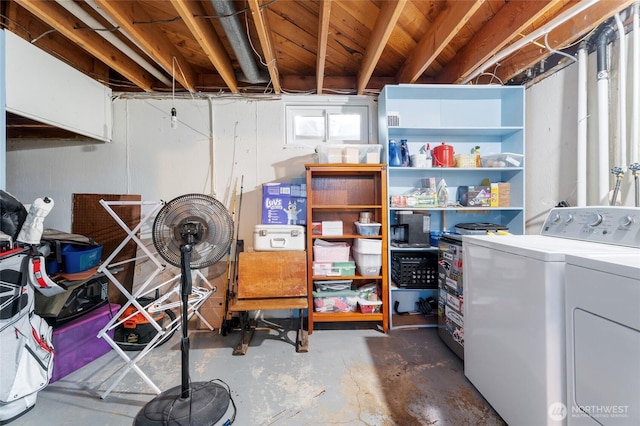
[0,249,55,424]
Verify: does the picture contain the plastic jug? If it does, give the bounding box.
[432,142,454,167]
[388,139,402,166]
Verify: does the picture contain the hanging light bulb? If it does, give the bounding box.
[171,107,178,129]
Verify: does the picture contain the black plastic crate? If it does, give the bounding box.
[391,251,438,289]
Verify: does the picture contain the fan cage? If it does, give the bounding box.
[152,194,234,269]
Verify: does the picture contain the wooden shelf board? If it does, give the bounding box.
[391,313,438,328]
[311,311,384,322]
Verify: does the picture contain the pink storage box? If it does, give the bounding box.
[313,240,350,261]
[50,303,119,383]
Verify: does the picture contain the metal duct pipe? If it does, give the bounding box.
[210,0,267,83]
[596,25,616,205]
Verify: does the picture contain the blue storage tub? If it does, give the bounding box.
[61,244,102,273]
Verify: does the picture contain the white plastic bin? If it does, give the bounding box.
[313,239,350,261]
[353,248,382,276]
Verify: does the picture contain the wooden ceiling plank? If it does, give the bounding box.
[397,0,485,83]
[271,32,317,75]
[248,0,281,93]
[438,0,568,83]
[356,0,407,95]
[92,0,197,92]
[171,0,238,93]
[15,0,156,91]
[496,0,636,84]
[317,0,332,94]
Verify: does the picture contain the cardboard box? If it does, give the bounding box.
[490,183,511,207]
[321,220,343,236]
[457,185,491,207]
[262,183,307,225]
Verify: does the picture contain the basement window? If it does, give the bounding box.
[286,105,369,146]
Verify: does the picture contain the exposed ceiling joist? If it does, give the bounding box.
[495,0,637,84]
[436,0,567,84]
[248,0,280,93]
[92,0,197,92]
[356,0,407,95]
[316,0,332,94]
[397,0,485,84]
[171,0,239,93]
[15,0,156,91]
[5,0,633,98]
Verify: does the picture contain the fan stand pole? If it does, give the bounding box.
[134,243,231,426]
[180,243,192,399]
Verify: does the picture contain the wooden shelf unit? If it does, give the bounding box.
[305,163,389,334]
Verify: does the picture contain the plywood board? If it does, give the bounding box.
[237,251,307,299]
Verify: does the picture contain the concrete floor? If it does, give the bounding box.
[11,318,506,426]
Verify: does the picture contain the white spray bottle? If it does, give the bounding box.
[17,196,54,245]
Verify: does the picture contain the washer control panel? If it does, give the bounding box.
[541,206,640,248]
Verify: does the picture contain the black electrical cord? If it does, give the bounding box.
[416,297,437,316]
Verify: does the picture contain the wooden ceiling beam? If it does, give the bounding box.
[248,0,281,94]
[316,0,332,94]
[437,0,567,84]
[15,0,156,91]
[92,0,197,92]
[356,0,407,95]
[171,0,238,93]
[496,0,636,84]
[397,0,485,84]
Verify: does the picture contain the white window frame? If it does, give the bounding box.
[285,103,370,147]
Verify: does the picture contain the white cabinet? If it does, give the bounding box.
[378,84,525,329]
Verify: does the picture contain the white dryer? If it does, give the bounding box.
[564,251,640,425]
[463,207,640,426]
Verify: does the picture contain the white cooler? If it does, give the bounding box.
[253,225,305,251]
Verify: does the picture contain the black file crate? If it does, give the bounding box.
[391,251,438,289]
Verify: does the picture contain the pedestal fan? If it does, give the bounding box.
[134,194,234,426]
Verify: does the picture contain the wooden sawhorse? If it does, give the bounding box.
[228,251,309,355]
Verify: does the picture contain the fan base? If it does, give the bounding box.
[134,382,231,426]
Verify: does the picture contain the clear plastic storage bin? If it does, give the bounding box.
[316,144,382,164]
[354,221,381,236]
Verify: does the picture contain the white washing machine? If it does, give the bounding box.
[564,251,640,425]
[462,207,640,426]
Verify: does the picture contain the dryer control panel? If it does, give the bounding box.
[541,206,640,248]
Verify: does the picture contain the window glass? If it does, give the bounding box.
[328,113,361,140]
[285,105,369,146]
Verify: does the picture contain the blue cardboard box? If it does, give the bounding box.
[262,183,307,225]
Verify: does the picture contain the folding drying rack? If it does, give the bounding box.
[96,199,214,399]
